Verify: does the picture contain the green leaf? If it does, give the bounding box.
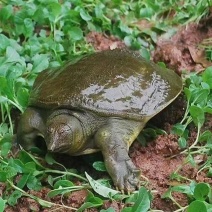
[27,175,42,190]
[80,8,92,21]
[207,167,212,177]
[190,74,202,86]
[124,35,133,47]
[0,5,13,21]
[184,87,191,101]
[172,123,187,136]
[46,175,54,187]
[48,180,76,198]
[141,128,157,138]
[131,187,151,212]
[0,34,10,51]
[178,137,187,149]
[68,27,83,41]
[45,152,57,165]
[36,198,53,208]
[199,130,212,143]
[0,135,12,157]
[100,207,116,212]
[137,134,147,146]
[77,190,103,212]
[8,190,22,206]
[187,200,207,212]
[48,3,62,18]
[0,172,7,182]
[122,208,132,212]
[186,154,196,167]
[85,172,120,198]
[16,87,29,109]
[171,184,194,195]
[18,150,45,169]
[0,97,8,104]
[139,48,150,60]
[22,161,37,173]
[47,187,71,198]
[6,168,18,181]
[125,191,139,203]
[7,64,24,79]
[87,21,100,32]
[189,105,205,127]
[194,183,210,201]
[205,202,212,211]
[31,54,49,73]
[95,3,104,18]
[0,197,6,212]
[0,123,9,135]
[5,46,22,64]
[17,174,30,189]
[0,141,12,157]
[204,106,212,114]
[201,81,210,89]
[54,180,74,189]
[202,66,212,89]
[100,208,115,212]
[92,161,107,172]
[119,22,132,34]
[191,88,209,105]
[24,18,34,37]
[8,159,24,173]
[140,7,154,18]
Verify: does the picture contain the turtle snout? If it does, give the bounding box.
[46,131,71,153]
[47,140,70,153]
[47,134,63,152]
[47,140,57,152]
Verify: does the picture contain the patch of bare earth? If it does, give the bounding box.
[4,14,212,211]
[153,13,212,73]
[86,32,125,51]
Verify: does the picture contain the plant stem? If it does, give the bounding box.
[179,123,201,156]
[180,101,190,124]
[5,104,13,134]
[36,169,88,182]
[173,206,188,212]
[170,195,183,209]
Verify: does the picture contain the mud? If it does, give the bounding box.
[86,32,125,51]
[153,13,212,73]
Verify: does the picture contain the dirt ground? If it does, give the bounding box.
[4,14,212,212]
[153,13,212,73]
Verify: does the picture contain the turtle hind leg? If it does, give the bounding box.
[94,118,144,192]
[17,107,46,151]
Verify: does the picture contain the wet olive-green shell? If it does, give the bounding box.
[29,49,182,121]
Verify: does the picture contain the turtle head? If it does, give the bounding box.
[46,112,84,154]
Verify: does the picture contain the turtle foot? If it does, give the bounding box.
[106,158,141,192]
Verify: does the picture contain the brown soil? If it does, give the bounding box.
[86,32,125,51]
[4,14,212,212]
[153,13,212,73]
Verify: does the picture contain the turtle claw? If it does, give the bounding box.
[109,159,141,193]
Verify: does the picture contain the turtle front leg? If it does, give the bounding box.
[94,118,144,192]
[17,107,46,150]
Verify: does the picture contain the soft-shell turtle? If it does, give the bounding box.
[17,49,182,191]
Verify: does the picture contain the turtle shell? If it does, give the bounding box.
[29,49,182,121]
